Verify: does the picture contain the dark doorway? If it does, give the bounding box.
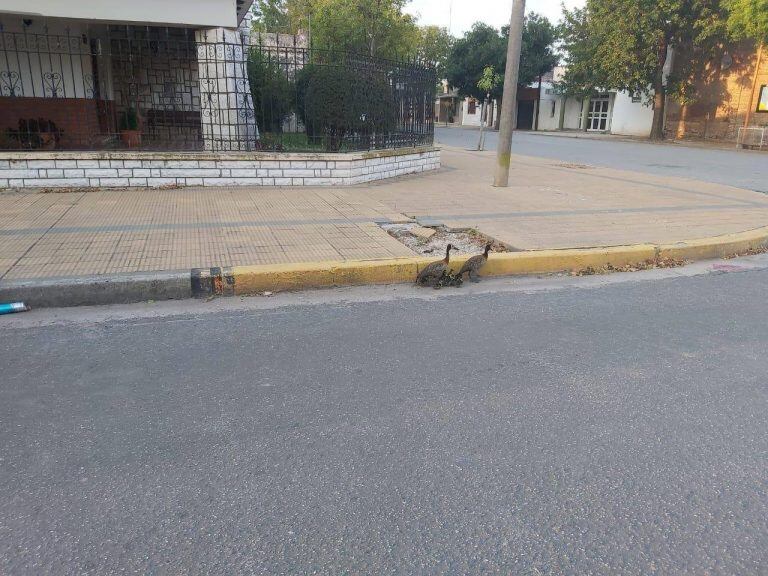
[516,100,534,130]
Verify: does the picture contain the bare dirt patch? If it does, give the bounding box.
[381,223,511,256]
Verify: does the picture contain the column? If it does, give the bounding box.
[195,23,258,151]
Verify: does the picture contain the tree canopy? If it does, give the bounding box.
[284,0,420,59]
[519,14,559,85]
[415,26,454,77]
[251,0,291,32]
[725,0,768,43]
[445,15,558,101]
[252,0,450,63]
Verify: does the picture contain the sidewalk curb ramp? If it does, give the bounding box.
[3,226,768,308]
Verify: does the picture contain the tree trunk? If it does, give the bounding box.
[650,83,666,140]
[477,97,487,150]
[650,35,669,140]
[494,99,502,130]
[580,97,590,131]
[487,101,494,129]
[558,96,566,130]
[534,75,542,131]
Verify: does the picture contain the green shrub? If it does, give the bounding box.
[248,49,295,134]
[296,63,396,152]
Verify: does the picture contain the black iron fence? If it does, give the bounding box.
[0,24,435,153]
[248,41,436,152]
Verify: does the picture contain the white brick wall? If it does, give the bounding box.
[0,148,440,189]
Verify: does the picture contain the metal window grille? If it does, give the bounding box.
[0,24,436,153]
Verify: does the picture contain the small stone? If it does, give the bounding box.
[410,226,436,239]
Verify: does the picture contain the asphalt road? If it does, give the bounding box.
[436,127,768,193]
[2,263,768,575]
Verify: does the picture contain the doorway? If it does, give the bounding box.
[587,94,611,131]
[516,100,535,130]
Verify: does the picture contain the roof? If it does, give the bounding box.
[237,0,254,24]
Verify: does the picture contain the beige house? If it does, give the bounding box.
[665,43,768,148]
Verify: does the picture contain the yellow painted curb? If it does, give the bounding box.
[658,225,768,262]
[230,245,659,295]
[231,258,430,295]
[224,226,768,296]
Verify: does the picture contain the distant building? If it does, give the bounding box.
[434,80,461,124]
[665,43,767,147]
[534,67,654,137]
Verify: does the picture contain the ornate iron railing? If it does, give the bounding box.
[0,25,435,153]
[248,39,436,152]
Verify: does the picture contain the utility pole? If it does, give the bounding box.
[742,43,764,144]
[493,0,526,187]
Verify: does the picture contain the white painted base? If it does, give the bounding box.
[0,147,440,188]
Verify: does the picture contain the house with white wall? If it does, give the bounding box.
[0,0,256,152]
[534,67,654,137]
[0,0,441,189]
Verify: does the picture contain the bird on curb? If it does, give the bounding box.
[455,242,492,283]
[416,244,456,288]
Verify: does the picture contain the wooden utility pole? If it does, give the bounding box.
[493,0,526,187]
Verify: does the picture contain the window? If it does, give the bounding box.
[468,99,477,114]
[631,92,642,103]
[758,85,768,113]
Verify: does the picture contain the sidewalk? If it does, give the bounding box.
[3,145,768,283]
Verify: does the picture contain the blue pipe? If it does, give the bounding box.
[0,302,29,315]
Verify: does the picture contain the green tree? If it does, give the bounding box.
[726,0,768,42]
[477,65,502,95]
[445,23,506,101]
[558,0,727,140]
[416,26,454,78]
[517,14,559,89]
[287,0,420,58]
[476,66,502,149]
[251,0,291,32]
[445,16,559,127]
[446,16,559,98]
[557,7,603,99]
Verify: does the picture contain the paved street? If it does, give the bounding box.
[3,259,768,574]
[436,127,768,193]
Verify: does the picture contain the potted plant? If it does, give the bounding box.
[119,107,141,148]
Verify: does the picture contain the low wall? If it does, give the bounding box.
[0,146,440,188]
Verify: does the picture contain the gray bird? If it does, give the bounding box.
[455,242,492,282]
[417,244,456,287]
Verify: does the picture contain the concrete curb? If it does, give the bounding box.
[216,226,768,297]
[3,226,768,308]
[0,270,191,308]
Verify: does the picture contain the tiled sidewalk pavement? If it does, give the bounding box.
[3,145,768,281]
[364,147,768,250]
[0,188,413,280]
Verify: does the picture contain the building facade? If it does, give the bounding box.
[665,43,767,147]
[534,67,655,137]
[0,0,258,152]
